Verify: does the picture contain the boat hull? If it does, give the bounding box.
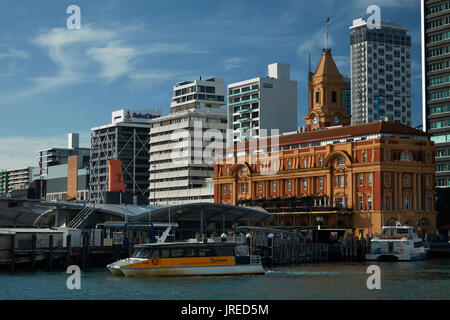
[365,252,428,261]
[115,264,265,277]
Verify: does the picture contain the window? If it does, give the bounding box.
[384,174,390,185]
[362,151,367,163]
[303,178,307,190]
[404,195,410,211]
[319,176,323,189]
[368,173,372,186]
[316,91,320,103]
[339,175,344,187]
[385,195,390,211]
[258,182,262,193]
[229,184,232,194]
[359,196,363,210]
[318,157,323,167]
[401,152,412,161]
[426,197,432,211]
[332,91,337,103]
[241,167,247,175]
[303,158,307,168]
[287,180,292,192]
[384,150,389,160]
[337,156,345,165]
[426,176,431,187]
[368,196,372,210]
[222,185,226,195]
[403,175,410,185]
[359,174,363,186]
[272,180,277,192]
[287,159,292,170]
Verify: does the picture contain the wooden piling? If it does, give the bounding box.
[66,234,71,267]
[48,235,53,272]
[10,234,15,272]
[31,234,36,272]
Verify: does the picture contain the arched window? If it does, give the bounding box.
[241,166,247,175]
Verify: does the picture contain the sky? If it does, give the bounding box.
[0,0,422,170]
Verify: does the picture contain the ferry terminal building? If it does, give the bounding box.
[213,49,436,236]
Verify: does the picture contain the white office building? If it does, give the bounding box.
[227,63,298,143]
[350,18,412,125]
[149,78,227,205]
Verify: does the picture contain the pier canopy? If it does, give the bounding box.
[34,201,272,228]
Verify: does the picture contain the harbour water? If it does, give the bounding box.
[1,259,450,300]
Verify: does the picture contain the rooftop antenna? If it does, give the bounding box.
[322,17,330,50]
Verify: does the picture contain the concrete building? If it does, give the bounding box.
[422,0,450,188]
[44,156,90,201]
[7,167,33,193]
[90,109,160,204]
[38,134,90,176]
[149,79,227,205]
[350,18,412,125]
[0,170,9,196]
[227,63,298,143]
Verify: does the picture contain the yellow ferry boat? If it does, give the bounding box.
[107,241,265,277]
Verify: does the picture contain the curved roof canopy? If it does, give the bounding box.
[34,201,272,227]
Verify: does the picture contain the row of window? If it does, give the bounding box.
[429,104,450,115]
[429,75,450,86]
[427,1,450,15]
[427,32,450,43]
[229,94,259,104]
[175,85,216,96]
[428,46,450,58]
[427,60,450,72]
[430,119,450,129]
[428,89,450,101]
[427,16,450,29]
[229,84,259,96]
[430,134,450,143]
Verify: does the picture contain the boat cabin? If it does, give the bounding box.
[131,242,251,263]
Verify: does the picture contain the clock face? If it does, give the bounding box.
[333,116,340,124]
[312,116,318,125]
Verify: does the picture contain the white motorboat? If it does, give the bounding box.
[366,223,429,261]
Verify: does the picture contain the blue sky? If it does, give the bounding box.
[0,0,422,169]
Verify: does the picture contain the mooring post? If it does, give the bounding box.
[31,234,36,272]
[66,234,71,268]
[48,235,53,272]
[10,234,15,272]
[296,241,299,264]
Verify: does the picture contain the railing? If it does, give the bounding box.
[250,255,261,265]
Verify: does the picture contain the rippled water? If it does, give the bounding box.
[1,259,450,300]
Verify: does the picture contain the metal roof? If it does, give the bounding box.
[34,201,272,227]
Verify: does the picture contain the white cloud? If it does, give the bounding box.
[0,48,29,60]
[0,24,210,103]
[0,133,91,170]
[224,58,247,71]
[297,29,334,58]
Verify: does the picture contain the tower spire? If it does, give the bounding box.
[322,17,330,50]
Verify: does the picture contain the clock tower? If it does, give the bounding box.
[304,49,350,131]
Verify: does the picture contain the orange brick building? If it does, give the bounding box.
[213,50,436,235]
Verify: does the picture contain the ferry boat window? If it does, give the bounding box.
[171,249,184,257]
[215,246,235,256]
[235,245,249,257]
[198,249,212,257]
[131,248,151,258]
[161,249,170,258]
[183,248,197,257]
